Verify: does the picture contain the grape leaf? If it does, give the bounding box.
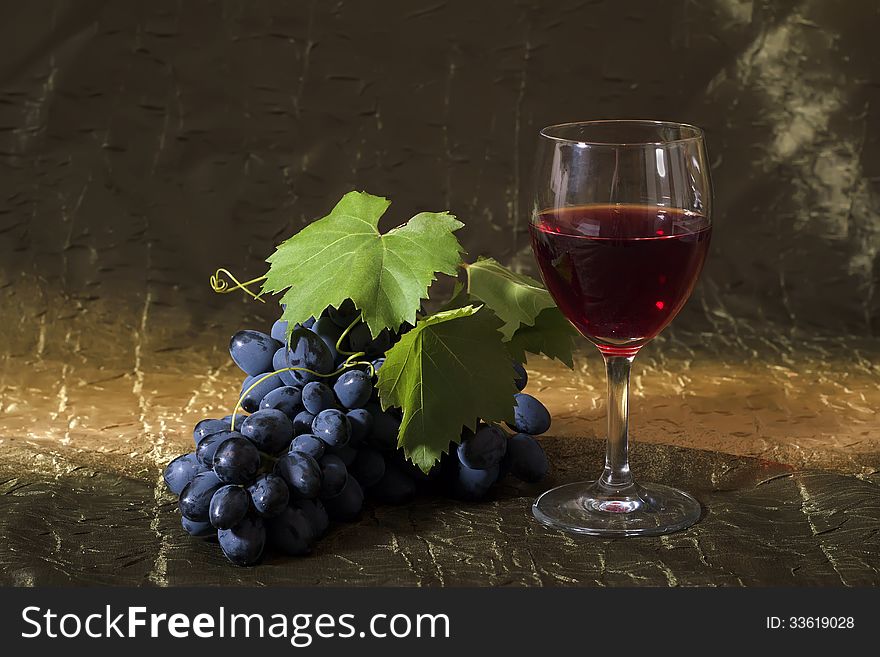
[461,257,578,367]
[262,191,465,338]
[505,306,578,367]
[376,305,517,472]
[465,257,556,338]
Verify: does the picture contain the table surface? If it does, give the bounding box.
[1,327,878,587]
[1,435,878,587]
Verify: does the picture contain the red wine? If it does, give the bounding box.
[529,204,711,356]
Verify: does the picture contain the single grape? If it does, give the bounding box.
[209,485,250,529]
[346,408,373,447]
[259,385,304,420]
[507,393,551,435]
[266,504,315,556]
[457,423,508,470]
[218,515,266,566]
[229,330,282,376]
[369,463,416,504]
[298,498,329,537]
[213,436,261,485]
[221,414,246,431]
[330,443,358,467]
[512,360,528,391]
[196,430,239,468]
[451,463,500,501]
[241,408,293,455]
[350,447,386,488]
[366,402,400,451]
[292,410,316,436]
[178,471,224,522]
[274,452,322,499]
[270,319,288,343]
[163,452,205,495]
[311,317,343,362]
[181,516,215,538]
[301,317,316,330]
[318,454,348,499]
[333,370,373,409]
[348,323,390,357]
[322,476,364,521]
[311,409,350,448]
[248,474,290,518]
[328,298,360,328]
[507,433,549,482]
[371,357,386,376]
[285,326,334,385]
[240,372,284,414]
[193,418,227,446]
[289,433,326,460]
[273,347,298,387]
[302,381,336,415]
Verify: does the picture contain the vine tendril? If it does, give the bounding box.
[210,269,268,303]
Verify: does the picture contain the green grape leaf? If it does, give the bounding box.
[376,305,517,472]
[506,306,578,368]
[465,257,556,338]
[262,191,465,337]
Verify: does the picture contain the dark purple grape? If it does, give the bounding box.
[259,385,304,420]
[318,454,348,499]
[507,393,551,435]
[213,436,261,485]
[334,370,373,409]
[507,433,549,482]
[163,452,205,495]
[451,463,499,501]
[241,408,293,455]
[218,516,265,566]
[293,410,316,436]
[196,430,240,468]
[323,476,363,521]
[302,381,336,415]
[193,418,227,446]
[178,471,223,522]
[346,408,373,447]
[298,498,329,537]
[229,330,282,376]
[311,409,350,448]
[274,452,322,499]
[457,423,508,470]
[209,485,250,529]
[181,516,215,538]
[289,434,326,460]
[248,474,290,518]
[266,505,315,556]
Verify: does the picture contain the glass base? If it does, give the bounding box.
[532,480,701,537]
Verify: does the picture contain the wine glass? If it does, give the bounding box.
[528,120,712,537]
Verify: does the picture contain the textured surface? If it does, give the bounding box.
[2,438,878,587]
[0,0,879,586]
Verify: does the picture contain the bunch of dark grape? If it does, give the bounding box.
[164,301,551,566]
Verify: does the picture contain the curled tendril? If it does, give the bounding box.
[210,269,268,303]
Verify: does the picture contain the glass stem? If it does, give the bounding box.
[600,354,635,489]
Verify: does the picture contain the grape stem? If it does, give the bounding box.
[210,269,268,303]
